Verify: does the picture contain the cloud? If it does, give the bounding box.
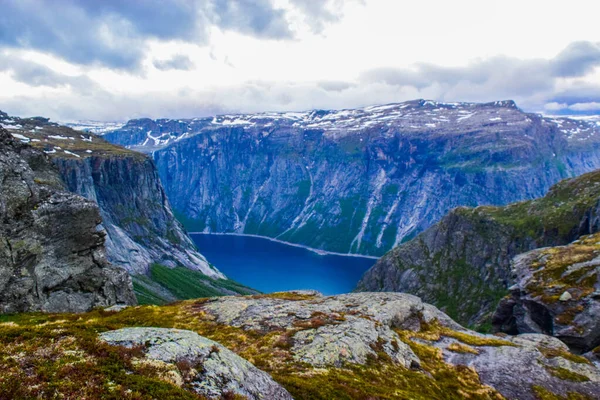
[2,41,600,120]
[0,0,300,71]
[550,41,600,77]
[153,55,195,71]
[359,41,600,112]
[0,53,97,92]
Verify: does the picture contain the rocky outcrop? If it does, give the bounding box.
[0,110,222,277]
[1,290,599,399]
[357,168,600,326]
[100,327,293,400]
[198,291,600,400]
[101,100,600,256]
[493,233,600,354]
[0,127,136,312]
[203,291,425,368]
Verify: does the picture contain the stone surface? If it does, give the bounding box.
[100,327,293,400]
[202,292,464,368]
[437,333,600,400]
[0,127,136,313]
[493,233,600,353]
[201,291,600,400]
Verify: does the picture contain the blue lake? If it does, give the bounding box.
[190,234,377,295]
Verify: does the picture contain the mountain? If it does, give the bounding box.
[0,127,136,312]
[1,291,598,399]
[99,100,600,256]
[356,168,600,329]
[0,111,256,304]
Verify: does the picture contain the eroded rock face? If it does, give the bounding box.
[99,327,293,400]
[103,100,600,257]
[0,128,136,313]
[493,233,600,354]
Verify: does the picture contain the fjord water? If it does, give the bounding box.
[190,234,376,295]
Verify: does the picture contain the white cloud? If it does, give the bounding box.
[1,0,600,120]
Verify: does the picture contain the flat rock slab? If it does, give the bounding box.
[99,327,293,400]
[201,292,461,368]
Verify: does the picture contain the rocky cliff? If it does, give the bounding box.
[0,112,255,303]
[0,127,136,312]
[101,100,600,256]
[1,291,598,399]
[356,168,600,327]
[492,233,600,355]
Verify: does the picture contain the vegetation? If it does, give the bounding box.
[0,301,505,400]
[132,264,256,305]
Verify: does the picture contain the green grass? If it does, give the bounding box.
[146,264,256,303]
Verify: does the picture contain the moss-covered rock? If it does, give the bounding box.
[493,233,600,353]
[0,292,599,399]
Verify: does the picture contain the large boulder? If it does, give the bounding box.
[493,233,600,353]
[100,327,293,400]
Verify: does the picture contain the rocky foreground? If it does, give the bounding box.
[1,291,598,399]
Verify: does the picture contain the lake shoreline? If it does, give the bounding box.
[188,232,380,260]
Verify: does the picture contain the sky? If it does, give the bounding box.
[1,0,600,121]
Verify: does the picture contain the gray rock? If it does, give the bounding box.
[438,333,600,400]
[0,128,136,313]
[492,235,600,353]
[100,327,293,400]
[202,292,456,368]
[202,291,600,399]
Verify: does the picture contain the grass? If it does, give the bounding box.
[0,299,593,399]
[138,264,256,304]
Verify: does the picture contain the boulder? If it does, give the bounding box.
[100,327,293,400]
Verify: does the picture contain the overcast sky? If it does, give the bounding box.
[1,0,600,121]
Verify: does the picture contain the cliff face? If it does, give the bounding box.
[0,127,136,313]
[54,156,221,277]
[356,168,600,327]
[103,100,600,256]
[0,112,222,278]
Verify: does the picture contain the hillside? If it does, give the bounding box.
[357,168,600,328]
[0,291,598,399]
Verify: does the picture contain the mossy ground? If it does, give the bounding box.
[0,298,508,400]
[0,293,596,399]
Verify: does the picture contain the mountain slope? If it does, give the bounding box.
[0,112,255,302]
[356,168,600,327]
[100,100,600,256]
[0,127,136,312]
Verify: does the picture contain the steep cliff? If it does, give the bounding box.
[102,100,600,256]
[356,168,600,327]
[0,127,136,312]
[0,112,255,303]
